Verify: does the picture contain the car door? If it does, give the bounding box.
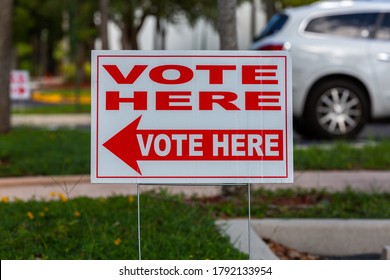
[369,13,390,109]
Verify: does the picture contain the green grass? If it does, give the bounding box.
[0,127,90,177]
[201,187,390,219]
[294,141,390,170]
[0,192,247,260]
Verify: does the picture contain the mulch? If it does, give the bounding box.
[263,238,323,260]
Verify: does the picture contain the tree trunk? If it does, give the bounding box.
[32,35,40,76]
[217,0,244,196]
[100,0,109,49]
[39,29,48,76]
[153,15,167,50]
[160,20,166,51]
[154,15,161,50]
[264,0,276,21]
[122,15,138,50]
[251,0,257,39]
[217,0,238,50]
[121,22,130,49]
[130,26,139,50]
[0,0,14,133]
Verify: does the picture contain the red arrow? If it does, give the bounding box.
[103,115,283,175]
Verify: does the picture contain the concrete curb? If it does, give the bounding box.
[216,219,279,260]
[252,219,390,257]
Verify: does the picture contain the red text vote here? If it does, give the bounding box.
[103,116,284,175]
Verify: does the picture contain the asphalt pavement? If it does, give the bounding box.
[4,113,390,260]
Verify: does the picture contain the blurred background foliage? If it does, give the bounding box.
[11,0,316,81]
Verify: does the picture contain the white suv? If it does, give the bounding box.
[251,0,390,139]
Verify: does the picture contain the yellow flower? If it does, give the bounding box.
[74,210,81,218]
[1,196,9,203]
[58,193,68,202]
[128,196,135,204]
[50,192,57,198]
[114,238,122,246]
[27,211,34,220]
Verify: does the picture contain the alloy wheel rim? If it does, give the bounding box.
[316,87,362,135]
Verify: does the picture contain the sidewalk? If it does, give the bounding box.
[1,170,390,201]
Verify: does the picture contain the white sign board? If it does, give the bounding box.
[91,51,293,184]
[10,70,31,100]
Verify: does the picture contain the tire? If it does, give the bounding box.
[293,117,316,139]
[305,79,368,139]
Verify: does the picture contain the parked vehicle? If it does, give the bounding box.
[251,0,390,139]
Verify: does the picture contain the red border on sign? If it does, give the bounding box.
[95,54,290,180]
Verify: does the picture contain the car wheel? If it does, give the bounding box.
[305,79,368,139]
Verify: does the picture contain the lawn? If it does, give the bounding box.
[294,141,390,170]
[0,192,247,260]
[0,127,89,177]
[204,187,390,219]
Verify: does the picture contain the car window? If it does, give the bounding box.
[304,13,379,38]
[254,13,288,40]
[375,13,390,40]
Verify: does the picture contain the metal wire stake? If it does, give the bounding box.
[137,183,141,260]
[248,183,252,260]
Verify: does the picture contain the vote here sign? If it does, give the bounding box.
[91,51,293,184]
[10,70,31,100]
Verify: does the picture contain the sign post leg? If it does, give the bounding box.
[137,183,142,260]
[247,183,252,260]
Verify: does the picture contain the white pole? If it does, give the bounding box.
[248,183,252,260]
[137,183,141,260]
